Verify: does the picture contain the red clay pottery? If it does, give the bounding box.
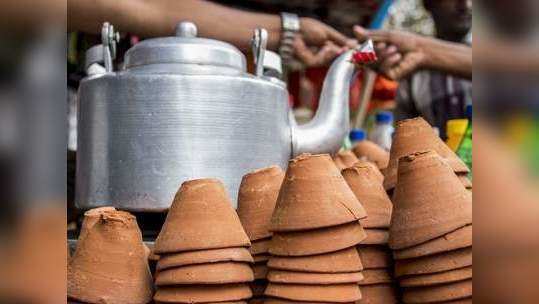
[353,160,385,183]
[352,140,390,169]
[237,166,285,241]
[358,269,393,285]
[358,246,392,269]
[253,263,268,280]
[356,284,399,304]
[269,221,367,256]
[342,164,392,228]
[399,266,472,287]
[270,154,367,232]
[430,298,472,304]
[395,247,472,277]
[250,238,271,255]
[264,299,354,304]
[333,150,360,170]
[154,284,252,303]
[156,247,253,271]
[402,279,472,303]
[457,173,473,190]
[393,225,472,260]
[267,270,364,284]
[154,178,250,254]
[264,283,362,302]
[362,229,389,245]
[68,210,153,304]
[253,254,270,263]
[384,117,469,191]
[389,151,472,250]
[155,262,254,285]
[78,206,116,241]
[267,246,363,273]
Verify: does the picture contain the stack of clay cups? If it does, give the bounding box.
[334,149,360,170]
[390,151,472,304]
[237,166,286,303]
[352,140,390,170]
[264,154,368,303]
[342,161,399,304]
[153,179,255,304]
[383,117,471,195]
[68,208,154,304]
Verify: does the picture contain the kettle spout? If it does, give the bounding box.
[291,49,358,156]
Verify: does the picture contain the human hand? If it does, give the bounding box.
[300,17,356,48]
[293,36,345,67]
[353,25,428,80]
[292,17,356,67]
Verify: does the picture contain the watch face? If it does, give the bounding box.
[282,13,300,32]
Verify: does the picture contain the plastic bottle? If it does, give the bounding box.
[456,105,473,177]
[349,128,367,146]
[369,111,394,151]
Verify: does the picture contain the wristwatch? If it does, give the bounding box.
[279,12,300,65]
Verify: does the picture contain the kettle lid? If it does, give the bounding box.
[124,22,246,71]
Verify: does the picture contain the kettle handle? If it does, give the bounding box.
[251,28,268,77]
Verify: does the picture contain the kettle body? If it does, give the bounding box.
[76,22,358,211]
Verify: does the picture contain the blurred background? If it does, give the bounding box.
[0,0,538,303]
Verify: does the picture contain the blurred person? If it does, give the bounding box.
[392,0,473,139]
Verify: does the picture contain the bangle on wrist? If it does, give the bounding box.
[279,12,300,64]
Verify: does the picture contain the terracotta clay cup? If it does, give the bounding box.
[395,247,472,277]
[399,266,472,287]
[384,117,469,191]
[457,173,473,190]
[389,151,472,250]
[154,178,250,254]
[237,166,285,241]
[362,229,389,245]
[333,150,360,170]
[253,254,270,263]
[156,247,253,271]
[358,269,393,285]
[352,140,390,169]
[78,206,116,241]
[155,262,254,285]
[342,163,392,228]
[264,283,362,302]
[402,279,472,304]
[393,225,472,260]
[353,160,385,183]
[270,154,367,232]
[356,284,399,304]
[267,270,364,285]
[358,246,392,269]
[264,299,354,304]
[250,238,271,255]
[68,210,153,304]
[267,246,363,273]
[253,262,269,280]
[154,284,252,303]
[269,221,367,256]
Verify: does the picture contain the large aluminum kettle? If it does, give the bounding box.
[76,22,363,211]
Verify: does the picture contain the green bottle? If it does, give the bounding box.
[456,105,473,179]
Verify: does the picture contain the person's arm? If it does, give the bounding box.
[420,38,471,80]
[353,26,471,80]
[68,0,351,53]
[68,0,280,50]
